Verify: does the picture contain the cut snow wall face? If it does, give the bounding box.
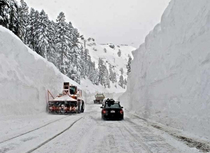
[0,26,74,116]
[121,0,210,139]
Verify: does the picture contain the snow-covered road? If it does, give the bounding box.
[0,104,199,153]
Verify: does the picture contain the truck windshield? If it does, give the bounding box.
[70,86,77,94]
[96,94,104,98]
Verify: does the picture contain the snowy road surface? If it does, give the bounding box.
[0,104,199,153]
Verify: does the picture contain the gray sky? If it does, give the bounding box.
[23,0,170,48]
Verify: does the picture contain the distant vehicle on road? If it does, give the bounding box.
[101,99,124,120]
[94,93,105,104]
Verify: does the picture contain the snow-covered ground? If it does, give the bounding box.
[0,104,201,153]
[121,0,210,143]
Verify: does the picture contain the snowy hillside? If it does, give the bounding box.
[85,38,135,83]
[121,0,210,140]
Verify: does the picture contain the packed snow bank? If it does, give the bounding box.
[121,0,210,140]
[0,26,78,116]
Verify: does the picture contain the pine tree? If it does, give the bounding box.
[98,58,104,85]
[37,9,49,57]
[84,48,89,76]
[26,8,34,47]
[104,66,110,88]
[119,75,124,88]
[32,10,42,55]
[26,8,39,51]
[55,12,68,74]
[8,0,19,36]
[98,58,110,87]
[18,0,29,42]
[46,20,57,63]
[117,49,121,57]
[0,0,9,27]
[88,61,98,84]
[80,47,86,79]
[109,64,116,83]
[126,55,132,74]
[119,68,125,88]
[113,72,117,83]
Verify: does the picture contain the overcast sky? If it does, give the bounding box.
[23,0,171,48]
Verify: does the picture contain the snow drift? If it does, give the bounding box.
[121,0,210,139]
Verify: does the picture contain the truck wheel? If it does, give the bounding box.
[81,101,84,113]
[77,101,81,113]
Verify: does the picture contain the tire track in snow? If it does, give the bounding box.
[121,122,153,153]
[0,115,69,144]
[26,117,83,153]
[123,115,179,153]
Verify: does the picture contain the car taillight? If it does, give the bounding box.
[102,110,106,114]
[120,110,123,114]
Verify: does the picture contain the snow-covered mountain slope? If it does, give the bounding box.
[85,38,135,80]
[121,0,210,140]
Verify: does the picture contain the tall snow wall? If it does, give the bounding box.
[121,0,210,139]
[0,26,78,116]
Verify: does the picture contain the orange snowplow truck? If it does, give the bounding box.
[46,82,85,114]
